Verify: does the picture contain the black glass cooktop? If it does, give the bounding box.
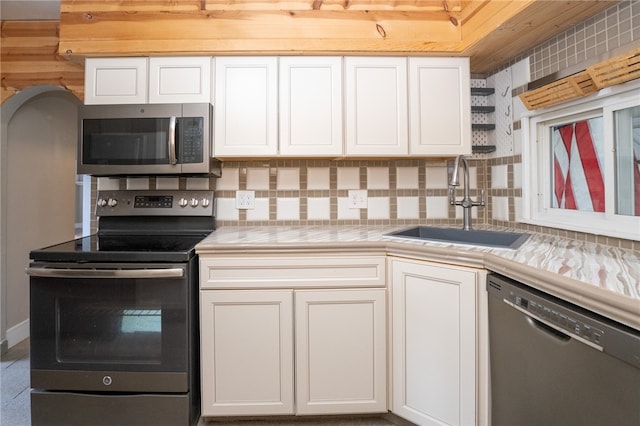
[30,233,208,263]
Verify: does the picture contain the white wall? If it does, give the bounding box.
[1,89,78,349]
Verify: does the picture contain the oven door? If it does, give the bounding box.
[28,260,196,393]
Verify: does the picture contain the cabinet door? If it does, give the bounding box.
[279,57,343,156]
[345,57,408,156]
[408,57,471,156]
[214,57,278,157]
[392,259,477,426]
[148,57,211,103]
[200,290,294,416]
[295,289,387,415]
[84,57,148,104]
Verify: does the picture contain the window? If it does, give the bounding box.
[613,105,640,217]
[522,81,640,240]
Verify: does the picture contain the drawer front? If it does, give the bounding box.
[200,256,386,289]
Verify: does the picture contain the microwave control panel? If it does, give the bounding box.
[181,117,204,163]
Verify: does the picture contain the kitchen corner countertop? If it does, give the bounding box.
[197,225,640,330]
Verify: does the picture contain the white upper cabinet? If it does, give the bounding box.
[279,57,343,157]
[408,57,471,156]
[214,57,278,157]
[85,56,211,105]
[148,57,211,103]
[345,57,408,156]
[85,57,148,104]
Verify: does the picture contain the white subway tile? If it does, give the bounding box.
[126,177,149,190]
[367,197,390,220]
[425,166,449,189]
[246,198,270,221]
[397,197,419,219]
[427,196,449,219]
[156,177,179,190]
[215,198,238,221]
[97,177,120,190]
[307,167,330,190]
[186,177,209,190]
[492,196,510,221]
[246,167,270,190]
[396,167,419,189]
[337,167,360,189]
[337,197,361,220]
[307,197,331,220]
[277,198,300,220]
[216,167,239,190]
[277,168,300,190]
[367,167,389,189]
[491,164,508,189]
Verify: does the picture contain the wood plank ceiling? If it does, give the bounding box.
[57,0,619,73]
[1,0,620,103]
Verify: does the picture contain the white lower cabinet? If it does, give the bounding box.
[200,290,295,416]
[295,289,387,415]
[199,255,388,418]
[391,258,485,426]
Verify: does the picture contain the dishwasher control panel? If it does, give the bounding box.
[510,292,605,347]
[487,273,640,369]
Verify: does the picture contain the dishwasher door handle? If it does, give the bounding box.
[527,316,571,342]
[26,266,185,279]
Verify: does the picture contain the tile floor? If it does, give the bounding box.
[1,339,407,426]
[1,338,30,426]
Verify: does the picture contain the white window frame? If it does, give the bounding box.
[522,79,640,241]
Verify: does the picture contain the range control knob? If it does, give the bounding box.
[178,198,188,208]
[190,198,199,207]
[97,198,108,207]
[107,198,118,207]
[201,198,211,208]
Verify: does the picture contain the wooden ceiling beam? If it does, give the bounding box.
[54,0,620,73]
[58,9,462,58]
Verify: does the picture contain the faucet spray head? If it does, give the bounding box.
[450,155,463,187]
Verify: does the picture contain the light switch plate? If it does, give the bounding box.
[236,190,255,209]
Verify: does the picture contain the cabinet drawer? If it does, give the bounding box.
[200,256,386,289]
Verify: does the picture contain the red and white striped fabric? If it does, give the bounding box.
[552,118,605,213]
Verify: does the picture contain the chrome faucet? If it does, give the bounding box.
[448,155,485,230]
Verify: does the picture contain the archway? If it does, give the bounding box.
[0,86,81,352]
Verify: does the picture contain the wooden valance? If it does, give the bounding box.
[520,47,640,110]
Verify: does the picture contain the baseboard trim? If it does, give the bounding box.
[6,318,29,348]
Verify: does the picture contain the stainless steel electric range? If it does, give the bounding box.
[27,189,214,426]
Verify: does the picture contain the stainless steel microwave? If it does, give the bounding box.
[78,103,217,176]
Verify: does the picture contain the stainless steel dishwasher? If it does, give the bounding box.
[487,273,640,426]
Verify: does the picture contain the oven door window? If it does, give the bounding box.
[30,270,189,372]
[56,301,163,364]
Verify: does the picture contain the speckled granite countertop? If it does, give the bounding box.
[197,225,640,330]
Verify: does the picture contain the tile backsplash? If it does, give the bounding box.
[212,159,486,227]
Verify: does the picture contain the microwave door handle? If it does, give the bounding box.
[169,116,177,165]
[25,266,184,279]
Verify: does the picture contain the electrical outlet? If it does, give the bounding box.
[236,190,255,209]
[348,190,368,209]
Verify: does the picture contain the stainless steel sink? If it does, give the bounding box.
[386,226,530,249]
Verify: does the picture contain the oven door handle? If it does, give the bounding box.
[25,267,185,279]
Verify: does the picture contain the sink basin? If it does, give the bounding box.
[386,226,530,249]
